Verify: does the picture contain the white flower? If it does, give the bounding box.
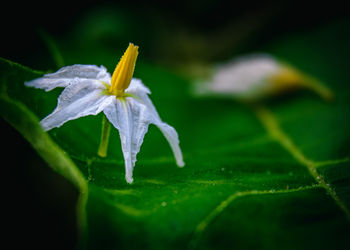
[194,54,333,101]
[25,43,184,183]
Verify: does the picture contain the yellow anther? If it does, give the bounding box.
[110,43,139,96]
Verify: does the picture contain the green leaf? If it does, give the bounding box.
[1,21,349,250]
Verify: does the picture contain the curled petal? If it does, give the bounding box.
[41,80,113,130]
[104,98,151,183]
[153,121,184,167]
[127,79,184,167]
[25,64,111,91]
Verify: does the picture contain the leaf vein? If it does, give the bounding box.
[253,105,350,221]
[189,184,322,249]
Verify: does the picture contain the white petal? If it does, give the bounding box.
[126,80,184,167]
[41,80,113,130]
[194,54,282,99]
[126,79,158,118]
[104,98,151,183]
[25,64,111,91]
[154,121,185,167]
[126,78,151,94]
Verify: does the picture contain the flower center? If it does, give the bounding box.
[109,43,139,96]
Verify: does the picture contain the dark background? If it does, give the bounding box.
[1,1,349,249]
[2,0,349,67]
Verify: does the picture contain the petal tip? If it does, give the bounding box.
[126,176,134,184]
[177,160,185,168]
[40,120,52,131]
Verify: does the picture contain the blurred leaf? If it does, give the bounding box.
[0,20,349,250]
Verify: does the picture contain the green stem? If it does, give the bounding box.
[98,114,111,157]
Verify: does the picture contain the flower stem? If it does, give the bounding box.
[98,114,111,157]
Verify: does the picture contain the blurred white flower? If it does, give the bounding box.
[25,43,184,183]
[194,54,333,101]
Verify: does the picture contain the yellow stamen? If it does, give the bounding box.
[110,43,139,96]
